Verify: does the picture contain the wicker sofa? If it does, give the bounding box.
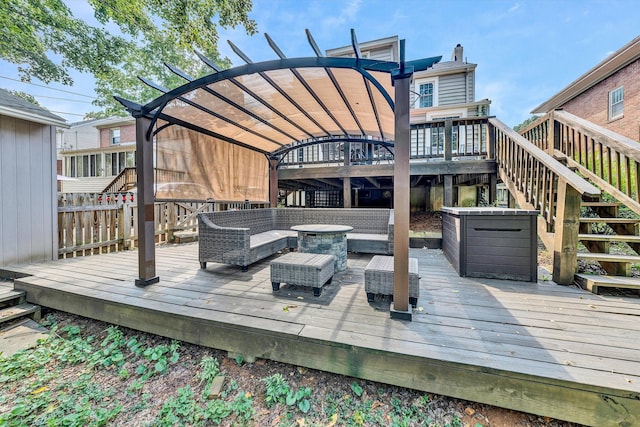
[198,208,394,271]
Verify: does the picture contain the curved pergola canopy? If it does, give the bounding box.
[122,30,426,309]
[116,30,441,158]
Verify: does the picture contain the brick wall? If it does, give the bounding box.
[99,124,136,148]
[561,58,640,142]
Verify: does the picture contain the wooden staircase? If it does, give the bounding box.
[0,282,41,327]
[574,200,640,294]
[514,110,640,294]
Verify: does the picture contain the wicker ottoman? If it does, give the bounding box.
[270,253,335,297]
[364,255,420,305]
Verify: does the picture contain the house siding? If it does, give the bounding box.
[439,73,468,105]
[561,58,640,141]
[0,114,57,267]
[61,122,99,151]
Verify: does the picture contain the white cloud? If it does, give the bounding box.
[322,0,362,29]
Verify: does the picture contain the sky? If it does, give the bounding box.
[1,0,639,127]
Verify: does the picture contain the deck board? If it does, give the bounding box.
[5,243,640,427]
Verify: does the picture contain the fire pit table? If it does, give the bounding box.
[291,224,353,272]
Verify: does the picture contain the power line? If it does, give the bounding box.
[49,110,87,117]
[32,94,94,104]
[0,75,97,99]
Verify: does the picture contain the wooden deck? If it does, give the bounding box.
[2,243,640,427]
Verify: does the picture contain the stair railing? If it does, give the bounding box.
[490,117,600,284]
[520,110,640,216]
[102,167,137,193]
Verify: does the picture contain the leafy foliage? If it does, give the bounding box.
[0,0,257,118]
[513,115,541,132]
[0,314,488,426]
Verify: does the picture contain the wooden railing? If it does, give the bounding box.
[57,193,269,258]
[102,167,137,193]
[520,110,640,216]
[490,118,600,284]
[279,118,491,168]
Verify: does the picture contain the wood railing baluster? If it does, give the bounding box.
[491,117,599,284]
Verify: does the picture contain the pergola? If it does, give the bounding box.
[116,29,441,319]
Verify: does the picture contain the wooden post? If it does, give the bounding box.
[552,179,580,285]
[444,119,453,161]
[547,111,557,156]
[343,142,351,208]
[269,157,279,208]
[135,117,159,286]
[444,175,454,207]
[487,121,496,160]
[489,174,497,205]
[343,177,351,208]
[391,39,413,320]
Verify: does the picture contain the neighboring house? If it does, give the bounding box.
[282,37,492,209]
[327,37,490,149]
[532,35,640,142]
[0,88,67,267]
[58,116,136,192]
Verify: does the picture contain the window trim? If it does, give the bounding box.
[609,86,624,121]
[110,128,121,145]
[413,77,438,109]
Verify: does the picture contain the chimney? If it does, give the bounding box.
[451,44,463,62]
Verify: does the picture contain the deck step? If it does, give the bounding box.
[578,234,640,243]
[577,252,640,263]
[577,252,640,276]
[0,303,41,325]
[579,217,640,224]
[0,289,26,308]
[574,274,640,295]
[581,202,621,208]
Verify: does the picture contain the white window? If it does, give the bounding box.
[110,128,121,145]
[609,86,624,120]
[419,82,434,108]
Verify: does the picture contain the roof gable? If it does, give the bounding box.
[532,35,640,113]
[0,88,68,127]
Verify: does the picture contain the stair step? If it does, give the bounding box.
[581,202,621,207]
[577,252,640,263]
[574,274,640,294]
[579,217,640,224]
[0,303,41,324]
[578,234,640,243]
[0,289,26,307]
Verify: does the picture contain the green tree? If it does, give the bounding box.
[0,0,256,118]
[8,90,42,106]
[513,115,541,132]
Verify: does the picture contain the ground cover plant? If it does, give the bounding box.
[0,311,582,426]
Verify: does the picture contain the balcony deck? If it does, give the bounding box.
[3,243,640,427]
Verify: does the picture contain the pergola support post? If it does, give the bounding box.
[343,177,351,208]
[269,157,279,208]
[134,117,159,287]
[390,40,413,321]
[343,141,351,208]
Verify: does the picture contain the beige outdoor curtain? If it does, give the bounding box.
[155,125,269,201]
